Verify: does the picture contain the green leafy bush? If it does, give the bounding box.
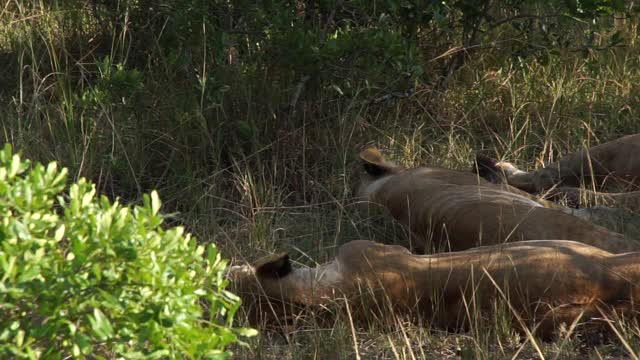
[0,144,250,359]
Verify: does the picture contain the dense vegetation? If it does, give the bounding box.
[2,0,640,358]
[0,145,249,358]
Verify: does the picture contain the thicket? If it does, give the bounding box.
[0,144,250,358]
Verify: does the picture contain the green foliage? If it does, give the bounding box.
[0,144,251,359]
[58,1,638,117]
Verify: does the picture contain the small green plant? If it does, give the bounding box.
[0,144,252,359]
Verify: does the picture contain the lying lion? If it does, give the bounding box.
[547,187,640,213]
[230,239,640,338]
[475,133,640,194]
[357,147,640,253]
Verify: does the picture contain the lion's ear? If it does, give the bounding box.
[359,147,400,177]
[254,253,292,279]
[473,153,523,184]
[473,153,502,180]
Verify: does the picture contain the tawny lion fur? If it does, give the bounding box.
[357,147,640,253]
[475,133,640,194]
[548,186,640,213]
[230,239,640,337]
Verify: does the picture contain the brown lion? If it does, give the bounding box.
[546,187,640,213]
[475,133,640,194]
[230,239,640,338]
[356,147,640,253]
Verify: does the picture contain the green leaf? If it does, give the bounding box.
[54,224,65,242]
[9,154,21,178]
[74,333,93,355]
[82,186,96,208]
[150,191,161,215]
[235,328,259,337]
[17,265,41,283]
[143,349,170,359]
[89,308,114,340]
